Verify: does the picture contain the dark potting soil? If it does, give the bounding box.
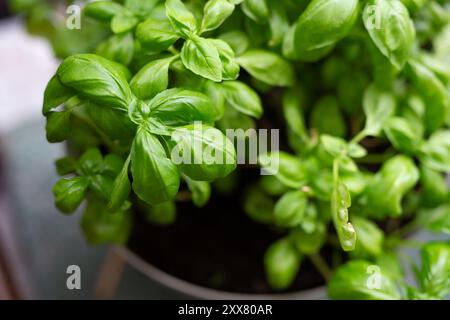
[127,168,338,294]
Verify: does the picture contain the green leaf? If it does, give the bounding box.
[181,36,223,82]
[363,0,415,69]
[221,81,262,118]
[241,0,269,23]
[258,152,307,188]
[42,75,75,115]
[145,201,177,225]
[185,177,211,207]
[165,0,197,37]
[81,197,131,245]
[77,148,104,175]
[55,156,78,176]
[419,243,450,299]
[130,56,175,100]
[418,204,450,235]
[96,32,134,65]
[332,182,356,251]
[237,50,294,87]
[366,155,419,217]
[244,186,274,224]
[351,216,384,258]
[111,13,138,34]
[108,156,131,211]
[135,18,179,52]
[290,220,326,255]
[310,96,346,138]
[201,0,235,33]
[52,177,90,214]
[264,237,301,291]
[125,0,158,17]
[363,84,396,136]
[267,0,290,48]
[274,190,307,228]
[384,117,422,154]
[57,54,133,111]
[420,166,448,208]
[328,260,401,300]
[209,39,240,81]
[292,0,359,61]
[103,154,124,177]
[218,30,249,56]
[87,103,136,140]
[148,88,218,127]
[84,1,126,22]
[170,124,236,181]
[45,110,72,143]
[419,130,450,173]
[89,174,114,200]
[131,128,180,205]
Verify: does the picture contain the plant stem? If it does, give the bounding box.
[349,129,367,145]
[309,254,332,282]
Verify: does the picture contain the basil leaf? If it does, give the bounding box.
[333,182,356,251]
[221,81,262,118]
[96,32,134,65]
[267,0,290,48]
[419,243,450,299]
[130,56,175,100]
[363,84,396,136]
[420,166,448,208]
[363,0,415,69]
[264,237,301,291]
[52,177,90,214]
[170,124,236,181]
[328,260,401,300]
[136,18,179,52]
[148,88,218,127]
[181,36,223,82]
[366,155,419,217]
[165,0,197,37]
[185,176,211,207]
[77,148,104,175]
[81,197,131,245]
[131,128,180,205]
[244,186,275,224]
[145,201,177,225]
[384,117,422,154]
[418,130,450,173]
[201,0,235,33]
[274,190,307,228]
[89,174,114,200]
[218,30,249,56]
[45,110,72,143]
[293,0,359,61]
[419,204,450,235]
[111,13,138,34]
[108,156,131,211]
[310,96,346,138]
[282,90,307,144]
[290,220,326,255]
[125,0,158,18]
[237,50,294,87]
[87,103,136,140]
[259,152,307,188]
[55,156,78,176]
[103,154,124,177]
[57,54,133,111]
[209,39,240,81]
[84,1,125,22]
[42,75,75,115]
[242,0,269,23]
[351,216,384,259]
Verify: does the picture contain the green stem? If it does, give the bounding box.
[349,129,367,145]
[309,254,332,282]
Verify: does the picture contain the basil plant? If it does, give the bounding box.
[37,0,450,299]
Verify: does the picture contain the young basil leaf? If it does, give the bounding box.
[201,0,235,33]
[84,1,126,22]
[57,54,133,111]
[87,103,136,140]
[259,175,290,197]
[42,75,75,115]
[292,0,359,61]
[418,130,450,173]
[333,182,356,251]
[420,166,448,208]
[148,88,218,127]
[363,0,415,69]
[274,190,307,228]
[351,216,384,259]
[165,0,198,38]
[131,128,180,205]
[406,60,450,133]
[108,156,131,212]
[384,117,422,154]
[135,18,179,52]
[125,0,158,18]
[145,201,177,225]
[282,90,307,143]
[258,152,307,188]
[264,237,301,291]
[111,13,138,34]
[185,176,211,207]
[267,0,290,48]
[418,243,450,299]
[45,110,72,143]
[237,50,294,87]
[218,30,249,56]
[77,148,104,175]
[208,39,240,81]
[181,36,223,82]
[81,197,131,245]
[363,84,396,136]
[55,156,78,176]
[290,220,326,255]
[241,0,269,23]
[418,204,450,235]
[89,174,114,201]
[328,260,401,300]
[103,154,124,177]
[366,155,419,217]
[170,124,236,181]
[130,56,176,100]
[52,177,90,214]
[310,96,346,138]
[244,186,274,224]
[96,32,134,66]
[221,81,262,118]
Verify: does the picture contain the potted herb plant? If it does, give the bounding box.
[32,0,450,299]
